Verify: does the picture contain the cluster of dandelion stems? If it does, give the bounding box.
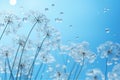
[67,53,85,80]
[0,12,119,80]
[0,14,48,80]
[0,13,88,80]
[0,23,99,80]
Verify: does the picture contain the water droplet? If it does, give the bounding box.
[69,25,72,28]
[60,12,64,14]
[45,8,49,11]
[104,8,110,13]
[75,36,79,39]
[55,18,63,23]
[51,4,55,6]
[105,28,110,33]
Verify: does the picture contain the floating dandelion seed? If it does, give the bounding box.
[105,28,110,33]
[51,4,55,6]
[45,8,49,11]
[60,12,64,15]
[55,18,63,23]
[69,25,73,28]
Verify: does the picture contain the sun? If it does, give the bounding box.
[10,0,16,6]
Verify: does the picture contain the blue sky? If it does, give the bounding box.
[0,0,120,46]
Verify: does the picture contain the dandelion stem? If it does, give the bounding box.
[64,55,68,73]
[76,55,85,80]
[12,45,21,70]
[9,45,20,80]
[34,63,43,80]
[58,47,67,73]
[40,64,46,80]
[27,35,47,80]
[58,47,67,66]
[105,58,108,80]
[28,67,33,80]
[4,59,7,80]
[0,23,8,41]
[6,56,15,80]
[19,68,23,80]
[39,64,46,80]
[68,62,76,80]
[16,22,37,80]
[73,63,79,80]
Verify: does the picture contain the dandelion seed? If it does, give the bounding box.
[60,12,64,15]
[105,28,110,33]
[51,4,55,6]
[45,8,49,11]
[55,18,63,23]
